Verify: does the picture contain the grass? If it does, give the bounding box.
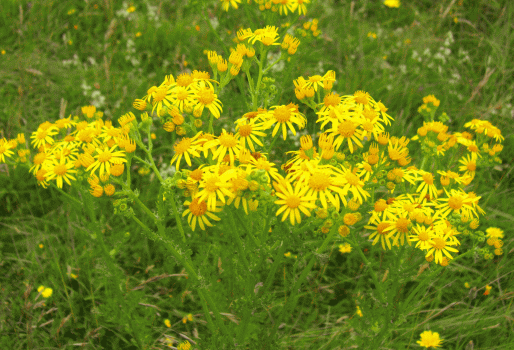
[1,0,513,349]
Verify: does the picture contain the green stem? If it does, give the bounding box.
[348,233,387,305]
[269,224,339,342]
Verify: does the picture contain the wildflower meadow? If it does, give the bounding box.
[1,0,513,349]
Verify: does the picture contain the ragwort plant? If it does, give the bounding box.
[1,1,508,349]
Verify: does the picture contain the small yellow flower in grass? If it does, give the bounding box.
[220,0,241,11]
[37,285,53,298]
[356,306,363,317]
[417,330,443,348]
[164,319,171,328]
[1,50,6,55]
[182,197,222,231]
[39,244,44,249]
[264,103,306,140]
[86,145,127,177]
[339,243,352,254]
[177,341,191,350]
[273,177,317,225]
[483,285,492,296]
[464,282,470,288]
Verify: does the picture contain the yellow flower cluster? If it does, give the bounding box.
[24,109,132,195]
[221,0,311,16]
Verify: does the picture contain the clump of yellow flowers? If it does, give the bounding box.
[4,23,504,269]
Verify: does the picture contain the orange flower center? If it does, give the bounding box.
[422,172,434,185]
[218,133,237,148]
[153,87,167,103]
[308,172,332,191]
[466,162,476,172]
[417,229,430,241]
[197,88,215,105]
[54,164,67,176]
[431,237,446,250]
[338,120,356,138]
[189,168,203,181]
[273,106,291,123]
[285,194,301,209]
[448,196,463,210]
[238,124,253,137]
[345,172,360,186]
[377,222,390,235]
[204,176,219,193]
[98,150,112,163]
[395,217,411,233]
[189,198,207,216]
[176,88,189,101]
[174,138,192,155]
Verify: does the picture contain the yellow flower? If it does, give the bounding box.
[81,105,96,119]
[273,177,317,225]
[164,319,171,328]
[0,138,14,163]
[45,157,77,188]
[170,133,203,171]
[196,165,237,210]
[38,286,53,298]
[417,330,443,348]
[338,243,352,254]
[192,81,223,119]
[182,197,222,231]
[264,103,306,140]
[220,0,241,11]
[485,227,504,239]
[204,129,241,165]
[235,118,267,152]
[86,145,127,177]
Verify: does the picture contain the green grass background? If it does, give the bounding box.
[1,0,513,349]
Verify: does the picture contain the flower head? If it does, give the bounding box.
[417,330,443,348]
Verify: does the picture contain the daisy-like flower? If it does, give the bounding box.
[383,210,412,247]
[417,331,443,348]
[44,157,77,188]
[0,138,14,163]
[416,170,439,200]
[264,103,306,140]
[425,230,459,265]
[485,227,504,239]
[235,118,267,152]
[245,155,281,182]
[192,81,223,119]
[220,0,241,11]
[196,165,237,210]
[384,0,400,8]
[300,166,347,211]
[240,26,281,46]
[30,127,59,149]
[204,129,241,165]
[330,116,364,154]
[86,145,127,177]
[339,166,369,204]
[409,224,435,250]
[81,105,96,119]
[458,153,476,178]
[273,177,317,225]
[182,197,222,231]
[296,0,310,15]
[171,133,203,171]
[338,243,352,254]
[168,84,195,112]
[54,116,75,129]
[436,189,481,219]
[365,221,394,250]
